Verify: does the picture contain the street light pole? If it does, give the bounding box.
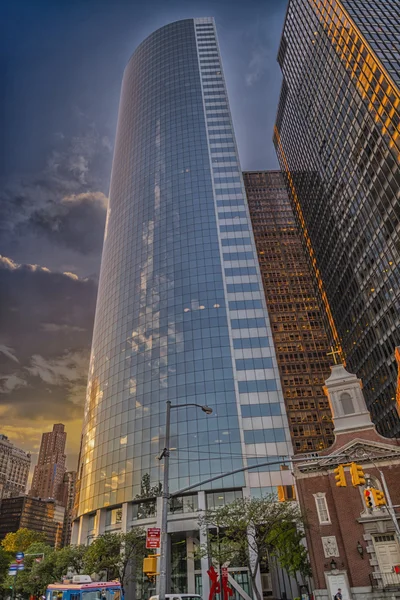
[158,401,213,600]
[159,400,171,600]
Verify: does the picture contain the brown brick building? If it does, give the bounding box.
[295,364,400,600]
[29,423,66,502]
[244,170,334,453]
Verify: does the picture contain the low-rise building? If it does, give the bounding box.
[0,496,65,548]
[295,364,400,600]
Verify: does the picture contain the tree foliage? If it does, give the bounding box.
[1,541,88,598]
[1,528,45,552]
[0,547,12,587]
[268,521,311,581]
[83,529,146,593]
[200,495,309,600]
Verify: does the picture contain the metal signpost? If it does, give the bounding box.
[9,552,24,599]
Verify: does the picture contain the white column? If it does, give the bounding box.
[186,535,196,593]
[121,502,130,533]
[77,514,89,545]
[242,489,262,600]
[96,508,106,537]
[198,491,210,600]
[70,519,80,545]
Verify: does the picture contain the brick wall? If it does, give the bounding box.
[297,459,400,590]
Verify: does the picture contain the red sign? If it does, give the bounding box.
[146,527,161,549]
[394,565,400,574]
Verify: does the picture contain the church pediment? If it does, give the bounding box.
[296,438,400,473]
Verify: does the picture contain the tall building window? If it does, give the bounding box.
[314,493,331,525]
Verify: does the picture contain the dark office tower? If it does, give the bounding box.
[60,471,76,547]
[274,0,400,437]
[30,424,67,501]
[0,497,65,548]
[73,18,292,599]
[244,171,334,453]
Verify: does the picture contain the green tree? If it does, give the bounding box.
[1,528,46,552]
[54,545,87,578]
[200,495,308,600]
[268,521,311,583]
[0,547,12,586]
[83,529,146,594]
[1,542,88,598]
[2,542,55,598]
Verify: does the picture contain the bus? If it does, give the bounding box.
[46,579,123,600]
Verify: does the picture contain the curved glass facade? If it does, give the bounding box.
[76,18,291,517]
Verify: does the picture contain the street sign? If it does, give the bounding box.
[8,570,17,576]
[15,552,24,561]
[17,564,24,570]
[146,527,161,549]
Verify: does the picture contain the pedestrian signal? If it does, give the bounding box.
[143,556,158,577]
[350,463,365,487]
[371,488,386,506]
[334,465,346,487]
[364,488,374,509]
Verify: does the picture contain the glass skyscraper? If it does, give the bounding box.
[274,0,400,437]
[73,18,292,597]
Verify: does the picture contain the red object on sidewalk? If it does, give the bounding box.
[207,566,221,600]
[221,567,234,600]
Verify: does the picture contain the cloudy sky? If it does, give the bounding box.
[0,0,287,475]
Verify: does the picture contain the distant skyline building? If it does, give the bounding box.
[274,0,400,437]
[29,423,66,501]
[73,18,292,599]
[61,470,77,547]
[244,171,334,453]
[0,434,31,500]
[0,496,65,548]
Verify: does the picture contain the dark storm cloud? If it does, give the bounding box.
[0,124,111,276]
[0,255,97,417]
[29,191,107,255]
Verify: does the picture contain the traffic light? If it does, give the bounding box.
[350,463,366,487]
[277,486,285,502]
[371,488,386,506]
[143,556,158,578]
[334,465,346,487]
[277,485,296,502]
[364,488,374,509]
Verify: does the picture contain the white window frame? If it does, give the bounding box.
[314,492,331,525]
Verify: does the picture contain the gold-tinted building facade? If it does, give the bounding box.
[244,171,334,453]
[274,0,400,437]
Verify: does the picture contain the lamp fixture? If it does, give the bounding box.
[357,541,364,559]
[330,559,337,570]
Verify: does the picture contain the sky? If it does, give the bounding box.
[0,0,287,476]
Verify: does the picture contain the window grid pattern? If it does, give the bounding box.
[75,18,291,517]
[195,19,292,492]
[244,171,334,453]
[274,0,400,437]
